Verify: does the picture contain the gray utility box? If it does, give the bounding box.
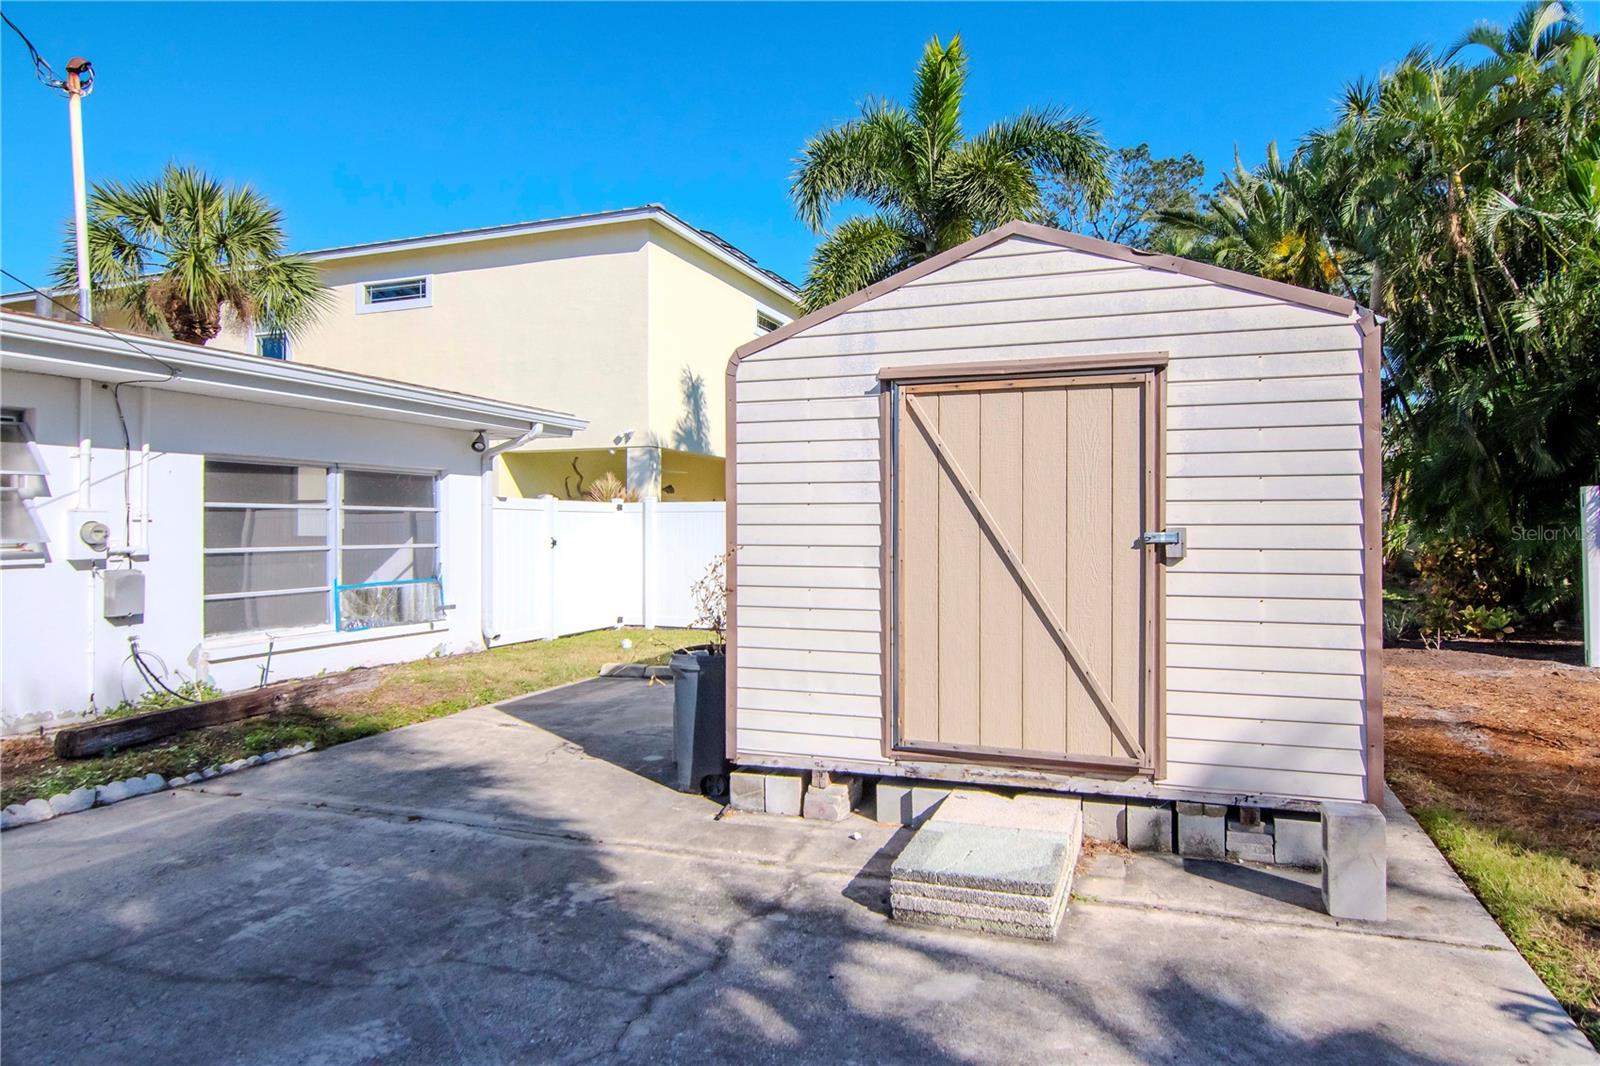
[103,569,145,619]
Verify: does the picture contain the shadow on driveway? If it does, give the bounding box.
[0,679,1582,1065]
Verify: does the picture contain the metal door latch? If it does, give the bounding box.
[1137,527,1186,562]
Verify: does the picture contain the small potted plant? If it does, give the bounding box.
[669,552,729,797]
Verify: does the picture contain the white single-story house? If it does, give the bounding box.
[0,311,585,734]
[725,222,1382,810]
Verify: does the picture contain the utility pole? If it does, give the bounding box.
[65,57,94,323]
[2,15,95,320]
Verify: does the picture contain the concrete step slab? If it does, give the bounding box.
[890,789,1083,942]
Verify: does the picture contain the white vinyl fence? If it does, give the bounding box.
[488,498,724,645]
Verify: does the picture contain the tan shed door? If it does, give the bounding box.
[895,372,1158,772]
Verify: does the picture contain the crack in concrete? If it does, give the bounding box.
[571,864,813,1064]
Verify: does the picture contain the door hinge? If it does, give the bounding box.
[1137,527,1186,563]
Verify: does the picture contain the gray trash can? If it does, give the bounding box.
[668,647,728,797]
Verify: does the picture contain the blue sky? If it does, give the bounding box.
[2,2,1524,291]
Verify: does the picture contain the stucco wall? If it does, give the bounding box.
[643,229,794,462]
[214,224,654,452]
[0,370,491,733]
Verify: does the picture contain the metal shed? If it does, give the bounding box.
[724,222,1381,809]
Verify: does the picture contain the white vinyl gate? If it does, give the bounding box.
[488,498,724,645]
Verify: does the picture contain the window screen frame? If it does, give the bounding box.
[1,408,52,554]
[356,275,432,314]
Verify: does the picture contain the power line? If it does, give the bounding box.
[2,11,64,90]
[1,267,181,380]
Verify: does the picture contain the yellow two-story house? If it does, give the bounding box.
[8,205,799,500]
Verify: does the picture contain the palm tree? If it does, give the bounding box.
[53,164,328,344]
[790,34,1109,312]
[1156,144,1352,295]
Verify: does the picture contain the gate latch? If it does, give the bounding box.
[1137,527,1186,563]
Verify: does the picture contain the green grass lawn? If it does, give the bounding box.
[1,627,704,809]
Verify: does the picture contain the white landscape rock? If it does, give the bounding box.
[96,781,131,805]
[121,776,157,798]
[0,806,21,830]
[183,773,203,785]
[200,767,219,779]
[20,798,55,824]
[168,777,188,789]
[48,788,96,815]
[244,755,262,767]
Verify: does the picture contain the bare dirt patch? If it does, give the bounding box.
[1386,642,1600,865]
[1386,640,1599,1044]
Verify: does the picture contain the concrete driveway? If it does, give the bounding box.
[2,678,1593,1065]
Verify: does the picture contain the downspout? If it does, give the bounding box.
[78,378,96,712]
[479,423,544,650]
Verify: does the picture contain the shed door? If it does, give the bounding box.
[894,372,1158,773]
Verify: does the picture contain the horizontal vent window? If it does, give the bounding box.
[364,278,427,304]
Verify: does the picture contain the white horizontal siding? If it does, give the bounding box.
[736,524,881,546]
[1167,500,1362,525]
[1167,619,1364,650]
[1167,666,1364,701]
[735,586,879,610]
[737,503,881,525]
[1166,690,1363,725]
[739,626,880,653]
[737,607,882,632]
[1167,475,1363,501]
[741,709,883,738]
[738,687,882,716]
[736,418,880,443]
[1168,426,1363,454]
[737,482,881,504]
[1167,644,1364,675]
[738,729,887,764]
[738,438,880,463]
[1164,596,1367,626]
[731,236,1371,803]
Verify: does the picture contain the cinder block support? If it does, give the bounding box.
[803,776,863,821]
[1126,803,1173,852]
[1176,802,1228,859]
[1081,797,1128,843]
[763,770,806,817]
[871,781,951,826]
[1226,818,1276,864]
[729,770,766,813]
[1321,801,1387,921]
[1273,813,1323,869]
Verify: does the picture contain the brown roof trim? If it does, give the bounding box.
[1357,310,1385,806]
[877,351,1169,382]
[727,220,1364,371]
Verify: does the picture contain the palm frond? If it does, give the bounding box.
[800,214,917,312]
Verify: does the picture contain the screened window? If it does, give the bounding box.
[360,277,430,313]
[336,470,442,631]
[202,460,442,637]
[256,330,290,360]
[203,461,332,636]
[1,411,51,552]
